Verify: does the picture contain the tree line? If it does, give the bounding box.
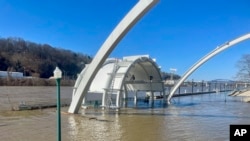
[0,37,181,86]
[0,37,92,79]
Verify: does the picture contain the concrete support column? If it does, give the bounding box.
[82,96,86,105]
[123,85,128,108]
[134,90,138,106]
[163,91,166,101]
[116,90,122,108]
[101,90,107,109]
[162,83,166,103]
[150,91,154,107]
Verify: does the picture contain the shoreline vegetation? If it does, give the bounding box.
[0,37,179,84]
[0,77,75,86]
[0,37,92,79]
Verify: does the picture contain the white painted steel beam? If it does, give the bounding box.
[167,33,250,104]
[68,0,159,113]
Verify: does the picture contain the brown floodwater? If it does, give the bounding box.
[1,86,250,141]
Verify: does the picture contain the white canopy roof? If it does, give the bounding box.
[89,55,164,93]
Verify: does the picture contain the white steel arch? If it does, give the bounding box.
[167,33,250,104]
[115,56,165,108]
[68,0,159,113]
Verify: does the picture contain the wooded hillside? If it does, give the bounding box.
[0,37,92,78]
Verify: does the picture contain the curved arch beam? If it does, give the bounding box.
[116,57,164,107]
[167,33,250,104]
[68,0,159,113]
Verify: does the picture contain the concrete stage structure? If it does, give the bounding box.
[80,55,165,109]
[68,0,159,113]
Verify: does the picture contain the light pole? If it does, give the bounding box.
[169,68,177,81]
[192,79,194,93]
[201,80,204,92]
[53,67,62,141]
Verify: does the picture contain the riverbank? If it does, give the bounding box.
[0,86,72,111]
[0,78,75,86]
[172,90,232,97]
[229,89,250,102]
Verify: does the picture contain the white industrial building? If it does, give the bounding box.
[0,71,23,78]
[73,55,165,109]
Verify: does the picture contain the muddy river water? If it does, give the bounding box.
[0,86,249,141]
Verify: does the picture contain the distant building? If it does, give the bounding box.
[164,80,175,85]
[0,71,24,78]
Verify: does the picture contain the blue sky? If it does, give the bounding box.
[0,0,250,81]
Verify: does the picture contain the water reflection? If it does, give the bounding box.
[68,115,79,140]
[67,93,250,141]
[67,110,123,141]
[1,91,250,141]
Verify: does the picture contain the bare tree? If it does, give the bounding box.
[236,54,250,81]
